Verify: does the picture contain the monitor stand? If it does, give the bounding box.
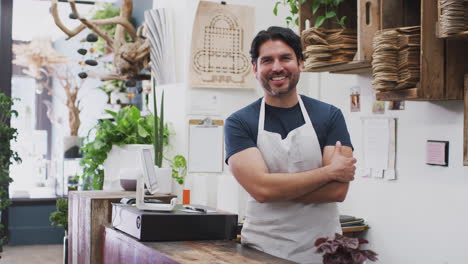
[136,172,177,211]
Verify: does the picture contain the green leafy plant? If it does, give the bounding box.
[49,198,68,232]
[0,93,21,250]
[273,0,305,26]
[166,155,187,185]
[273,0,347,28]
[311,0,347,28]
[79,106,168,190]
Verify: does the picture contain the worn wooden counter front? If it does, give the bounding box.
[102,225,294,264]
[68,191,176,264]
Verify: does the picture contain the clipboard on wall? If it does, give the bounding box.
[188,118,224,172]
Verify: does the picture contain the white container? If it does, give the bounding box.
[154,167,172,194]
[103,144,151,191]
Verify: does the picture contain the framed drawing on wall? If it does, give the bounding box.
[190,1,255,89]
[464,74,468,166]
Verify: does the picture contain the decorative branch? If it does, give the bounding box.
[50,0,150,81]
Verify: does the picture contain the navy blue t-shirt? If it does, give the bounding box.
[224,95,353,164]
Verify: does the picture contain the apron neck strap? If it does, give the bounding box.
[259,97,266,131]
[258,95,312,132]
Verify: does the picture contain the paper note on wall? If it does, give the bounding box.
[188,124,223,172]
[362,118,396,179]
[363,118,389,169]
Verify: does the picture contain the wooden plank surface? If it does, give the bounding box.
[305,61,371,73]
[445,39,467,99]
[376,88,418,101]
[380,0,404,29]
[438,31,468,39]
[420,0,445,99]
[357,0,380,61]
[102,225,294,264]
[69,191,176,264]
[299,0,314,33]
[464,75,468,166]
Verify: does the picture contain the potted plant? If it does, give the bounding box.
[0,93,21,257]
[152,79,187,193]
[79,106,161,190]
[273,0,356,70]
[50,198,68,264]
[273,0,347,28]
[314,233,378,264]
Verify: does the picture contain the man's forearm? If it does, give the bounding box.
[229,146,355,204]
[294,182,349,204]
[251,166,333,203]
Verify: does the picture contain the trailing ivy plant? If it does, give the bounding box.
[0,93,21,251]
[273,0,347,28]
[165,155,187,185]
[79,106,168,190]
[311,0,347,28]
[273,0,305,27]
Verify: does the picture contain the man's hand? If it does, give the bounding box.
[324,141,356,183]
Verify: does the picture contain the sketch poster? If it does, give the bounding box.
[190,1,255,89]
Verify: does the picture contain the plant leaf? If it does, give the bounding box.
[289,0,298,14]
[273,1,281,16]
[339,15,347,28]
[138,124,149,138]
[312,0,320,14]
[325,11,336,18]
[104,109,117,118]
[314,15,326,27]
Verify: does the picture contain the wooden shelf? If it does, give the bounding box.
[438,30,468,40]
[376,88,419,101]
[304,60,372,74]
[376,0,466,101]
[299,0,378,74]
[437,0,468,39]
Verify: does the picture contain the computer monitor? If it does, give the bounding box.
[140,147,159,194]
[137,145,177,211]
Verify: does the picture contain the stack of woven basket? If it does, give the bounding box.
[439,0,468,35]
[301,27,357,70]
[372,26,421,91]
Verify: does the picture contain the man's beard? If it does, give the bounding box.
[262,71,299,96]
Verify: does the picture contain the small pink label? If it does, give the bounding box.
[426,142,446,165]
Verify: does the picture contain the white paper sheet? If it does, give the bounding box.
[362,118,396,179]
[188,124,223,172]
[363,118,389,168]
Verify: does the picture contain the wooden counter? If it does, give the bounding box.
[102,225,294,264]
[68,191,176,264]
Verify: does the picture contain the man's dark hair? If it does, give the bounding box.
[249,26,303,64]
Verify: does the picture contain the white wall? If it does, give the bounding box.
[153,1,468,263]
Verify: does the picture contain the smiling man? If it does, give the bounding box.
[224,26,356,263]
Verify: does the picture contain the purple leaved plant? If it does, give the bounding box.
[314,233,378,264]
